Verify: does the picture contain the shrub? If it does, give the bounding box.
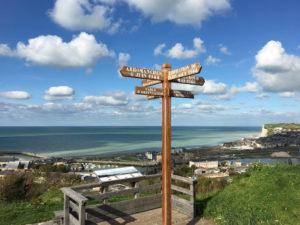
[0,174,41,203]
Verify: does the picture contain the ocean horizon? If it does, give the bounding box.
[0,126,261,157]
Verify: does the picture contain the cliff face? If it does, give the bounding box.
[261,125,268,137]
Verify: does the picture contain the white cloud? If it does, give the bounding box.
[198,104,238,112]
[253,40,300,92]
[0,91,31,100]
[153,64,161,70]
[0,32,114,71]
[230,82,260,94]
[44,86,75,101]
[211,93,233,101]
[49,0,119,32]
[20,102,93,114]
[154,43,166,56]
[278,92,296,98]
[0,44,14,56]
[117,53,130,70]
[124,0,231,27]
[178,104,193,109]
[255,93,269,99]
[130,91,147,101]
[219,44,231,55]
[154,38,206,59]
[205,55,221,65]
[172,80,227,95]
[83,91,129,106]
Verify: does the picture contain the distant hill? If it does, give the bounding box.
[263,123,300,135]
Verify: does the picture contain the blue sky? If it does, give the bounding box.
[1,0,300,126]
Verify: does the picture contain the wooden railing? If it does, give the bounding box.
[171,174,197,217]
[60,174,197,225]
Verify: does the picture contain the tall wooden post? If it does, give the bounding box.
[162,63,172,225]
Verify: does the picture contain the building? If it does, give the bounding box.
[189,160,218,169]
[0,156,18,167]
[3,161,31,171]
[145,151,157,161]
[156,154,162,163]
[233,161,242,167]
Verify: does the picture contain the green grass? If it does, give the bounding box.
[264,123,300,134]
[203,164,300,225]
[0,189,63,225]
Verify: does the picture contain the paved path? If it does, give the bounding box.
[96,208,216,225]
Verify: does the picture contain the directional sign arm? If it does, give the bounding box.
[135,86,164,96]
[172,76,205,86]
[120,66,163,80]
[168,62,202,81]
[142,79,162,87]
[170,90,194,98]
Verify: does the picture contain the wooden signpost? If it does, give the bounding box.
[120,62,205,225]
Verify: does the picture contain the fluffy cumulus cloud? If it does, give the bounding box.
[205,55,221,65]
[219,44,231,55]
[253,40,300,92]
[44,86,75,101]
[49,0,120,33]
[154,38,206,59]
[0,91,31,100]
[230,82,260,94]
[172,80,227,95]
[124,0,230,27]
[83,91,129,106]
[0,32,114,71]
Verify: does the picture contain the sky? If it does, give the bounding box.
[1,0,300,126]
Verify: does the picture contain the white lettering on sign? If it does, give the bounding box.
[171,90,194,98]
[172,76,205,86]
[120,66,163,80]
[168,63,201,80]
[142,79,162,87]
[135,86,163,96]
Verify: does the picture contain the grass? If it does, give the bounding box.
[203,164,300,225]
[265,123,300,134]
[0,189,63,225]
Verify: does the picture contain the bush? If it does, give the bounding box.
[0,174,41,203]
[196,177,227,194]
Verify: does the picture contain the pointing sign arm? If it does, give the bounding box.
[120,66,163,80]
[168,62,202,81]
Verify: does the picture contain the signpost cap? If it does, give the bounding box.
[162,63,171,69]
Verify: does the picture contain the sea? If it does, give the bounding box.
[0,126,261,157]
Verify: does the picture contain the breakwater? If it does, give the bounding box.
[0,151,48,159]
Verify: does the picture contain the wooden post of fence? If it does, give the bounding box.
[79,202,86,225]
[64,194,70,225]
[162,63,172,225]
[190,180,197,217]
[103,186,108,204]
[134,182,140,199]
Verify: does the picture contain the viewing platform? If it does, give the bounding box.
[56,174,209,225]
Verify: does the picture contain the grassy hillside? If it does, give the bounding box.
[203,164,300,225]
[264,123,300,134]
